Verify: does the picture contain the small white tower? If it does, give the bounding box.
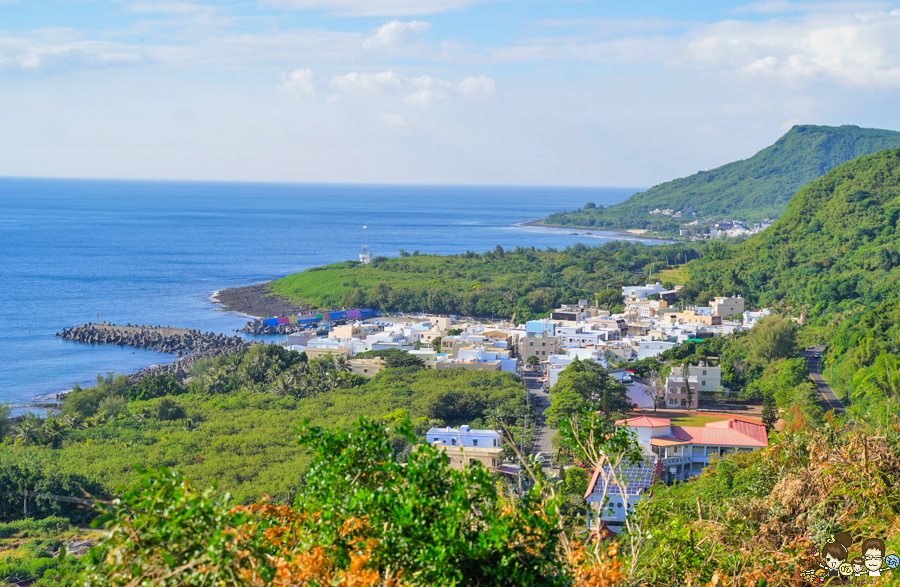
[359,245,373,265]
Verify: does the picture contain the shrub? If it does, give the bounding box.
[151,398,185,421]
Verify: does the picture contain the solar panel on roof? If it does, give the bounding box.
[600,459,658,495]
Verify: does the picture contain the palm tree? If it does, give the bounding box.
[182,418,200,432]
[14,413,44,446]
[41,417,67,449]
[334,355,352,373]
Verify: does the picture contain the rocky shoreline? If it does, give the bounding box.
[518,219,677,242]
[212,282,310,319]
[56,323,255,383]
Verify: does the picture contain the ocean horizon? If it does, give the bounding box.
[0,178,653,414]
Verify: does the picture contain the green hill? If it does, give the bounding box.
[682,148,900,394]
[544,125,900,232]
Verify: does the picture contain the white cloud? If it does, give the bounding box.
[281,68,316,96]
[682,11,900,85]
[0,33,145,70]
[363,20,431,50]
[456,75,495,99]
[378,113,411,126]
[129,1,213,14]
[735,1,890,14]
[261,0,481,17]
[324,70,494,106]
[329,70,403,93]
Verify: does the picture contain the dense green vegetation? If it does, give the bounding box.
[681,149,900,398]
[270,240,702,319]
[83,416,570,587]
[2,346,527,520]
[73,397,900,586]
[544,125,900,231]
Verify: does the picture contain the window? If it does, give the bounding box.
[702,370,707,376]
[452,439,457,446]
[702,380,706,386]
[473,439,478,446]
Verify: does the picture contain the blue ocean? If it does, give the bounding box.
[0,179,648,412]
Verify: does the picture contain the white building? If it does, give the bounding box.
[635,340,678,360]
[621,283,666,301]
[670,364,721,392]
[426,425,502,448]
[743,308,772,327]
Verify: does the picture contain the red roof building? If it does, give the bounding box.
[615,416,769,483]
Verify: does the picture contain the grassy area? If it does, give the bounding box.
[657,265,689,285]
[668,414,727,426]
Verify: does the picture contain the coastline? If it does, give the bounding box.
[212,281,311,319]
[517,219,677,242]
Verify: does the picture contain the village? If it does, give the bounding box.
[271,283,776,535]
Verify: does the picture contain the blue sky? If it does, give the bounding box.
[2,0,900,185]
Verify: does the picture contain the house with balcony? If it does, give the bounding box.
[614,415,768,483]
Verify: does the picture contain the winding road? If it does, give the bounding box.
[802,345,845,414]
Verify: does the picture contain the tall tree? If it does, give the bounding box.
[548,358,632,422]
[747,315,799,364]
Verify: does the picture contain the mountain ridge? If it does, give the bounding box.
[543,124,900,232]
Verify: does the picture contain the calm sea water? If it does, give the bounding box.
[0,179,649,412]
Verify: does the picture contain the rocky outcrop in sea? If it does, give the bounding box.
[57,323,250,355]
[56,323,259,383]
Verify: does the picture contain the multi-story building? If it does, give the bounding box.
[347,358,385,377]
[427,425,504,471]
[709,296,745,317]
[519,332,558,361]
[664,376,699,409]
[670,363,722,392]
[664,309,722,327]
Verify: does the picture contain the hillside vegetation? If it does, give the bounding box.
[543,125,900,231]
[1,346,527,522]
[681,149,900,400]
[270,241,702,320]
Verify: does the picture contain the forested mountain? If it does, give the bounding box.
[682,149,900,394]
[543,125,900,231]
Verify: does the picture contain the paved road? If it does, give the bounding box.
[524,371,554,466]
[801,345,845,414]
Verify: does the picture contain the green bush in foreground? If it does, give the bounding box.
[83,415,569,587]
